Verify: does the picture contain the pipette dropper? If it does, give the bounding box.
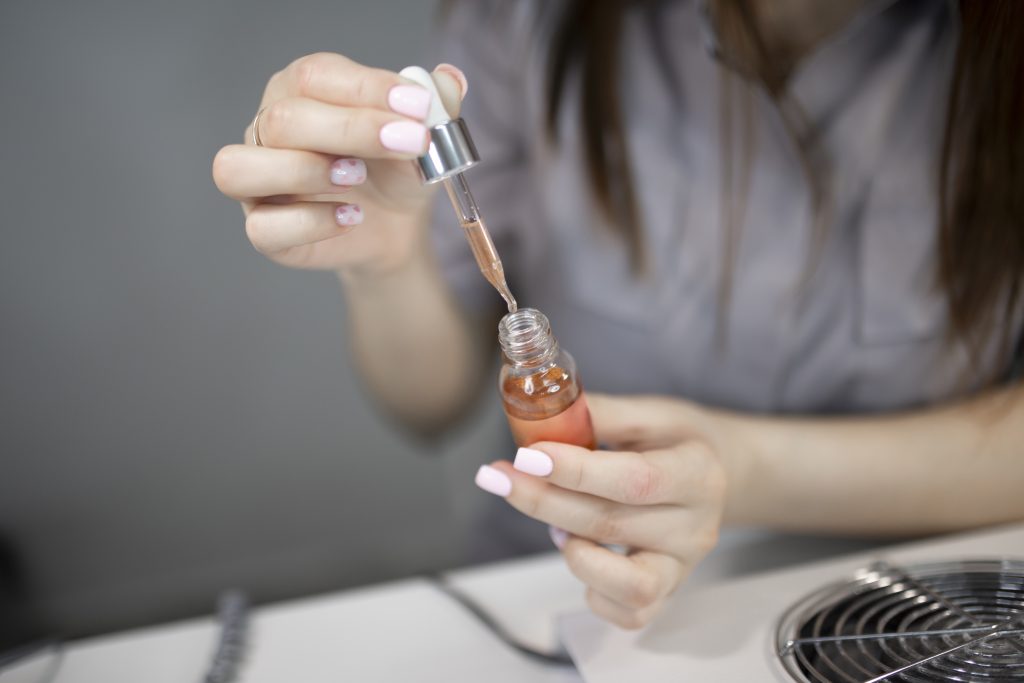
[400,66,517,313]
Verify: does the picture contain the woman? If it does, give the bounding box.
[213,0,1024,629]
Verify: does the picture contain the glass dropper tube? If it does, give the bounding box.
[443,173,518,313]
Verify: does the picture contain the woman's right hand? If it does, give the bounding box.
[212,54,466,273]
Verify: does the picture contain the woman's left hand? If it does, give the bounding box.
[475,393,730,630]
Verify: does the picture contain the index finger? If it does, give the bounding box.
[269,53,463,117]
[515,441,717,507]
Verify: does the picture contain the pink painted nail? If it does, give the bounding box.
[475,465,511,497]
[335,204,363,226]
[549,526,568,550]
[330,158,366,186]
[434,63,468,98]
[388,84,431,119]
[379,120,428,155]
[514,447,553,477]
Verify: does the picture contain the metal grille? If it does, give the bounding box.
[776,559,1024,682]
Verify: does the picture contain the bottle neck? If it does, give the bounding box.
[498,308,559,368]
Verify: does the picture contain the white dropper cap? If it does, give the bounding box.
[399,65,479,183]
[399,66,454,128]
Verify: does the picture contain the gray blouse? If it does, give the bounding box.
[430,0,1017,416]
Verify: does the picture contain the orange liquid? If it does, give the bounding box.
[462,218,517,313]
[505,393,596,449]
[501,363,596,449]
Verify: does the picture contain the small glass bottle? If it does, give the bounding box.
[497,308,596,449]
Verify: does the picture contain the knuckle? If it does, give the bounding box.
[571,458,586,492]
[518,487,544,520]
[679,440,725,502]
[292,52,333,95]
[584,588,615,623]
[624,460,661,504]
[267,67,287,90]
[260,100,293,142]
[333,110,354,146]
[623,569,660,609]
[591,507,624,544]
[351,71,372,106]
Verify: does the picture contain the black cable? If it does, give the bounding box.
[425,574,576,668]
[202,590,249,683]
[4,580,573,681]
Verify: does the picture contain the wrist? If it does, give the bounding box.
[337,246,425,289]
[693,405,765,525]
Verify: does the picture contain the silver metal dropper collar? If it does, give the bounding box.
[417,118,480,184]
[397,66,482,183]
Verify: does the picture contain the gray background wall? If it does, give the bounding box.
[0,0,505,640]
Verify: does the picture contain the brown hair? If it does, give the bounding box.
[545,0,1024,376]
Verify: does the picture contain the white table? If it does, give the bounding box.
[0,531,906,683]
[3,554,585,683]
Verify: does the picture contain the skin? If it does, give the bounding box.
[489,389,1024,629]
[212,54,488,432]
[213,3,1024,630]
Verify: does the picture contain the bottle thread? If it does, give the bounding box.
[498,308,557,367]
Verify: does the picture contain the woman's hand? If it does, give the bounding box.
[212,53,466,273]
[474,393,730,630]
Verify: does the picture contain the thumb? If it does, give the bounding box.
[586,392,696,451]
[432,63,468,119]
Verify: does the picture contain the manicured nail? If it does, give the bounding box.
[335,204,363,226]
[380,120,429,155]
[434,63,468,98]
[549,526,568,550]
[330,158,366,186]
[388,84,431,120]
[514,447,553,477]
[475,465,511,497]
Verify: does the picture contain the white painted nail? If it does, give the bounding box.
[513,447,553,476]
[475,465,511,497]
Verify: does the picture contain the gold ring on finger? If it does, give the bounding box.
[250,107,267,147]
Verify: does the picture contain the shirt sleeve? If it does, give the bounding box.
[425,0,538,315]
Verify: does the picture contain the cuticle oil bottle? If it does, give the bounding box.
[497,308,596,449]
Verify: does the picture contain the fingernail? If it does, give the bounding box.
[335,204,363,226]
[549,526,568,550]
[434,63,468,98]
[388,84,431,120]
[475,465,511,497]
[380,120,429,155]
[514,447,553,476]
[330,158,366,186]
